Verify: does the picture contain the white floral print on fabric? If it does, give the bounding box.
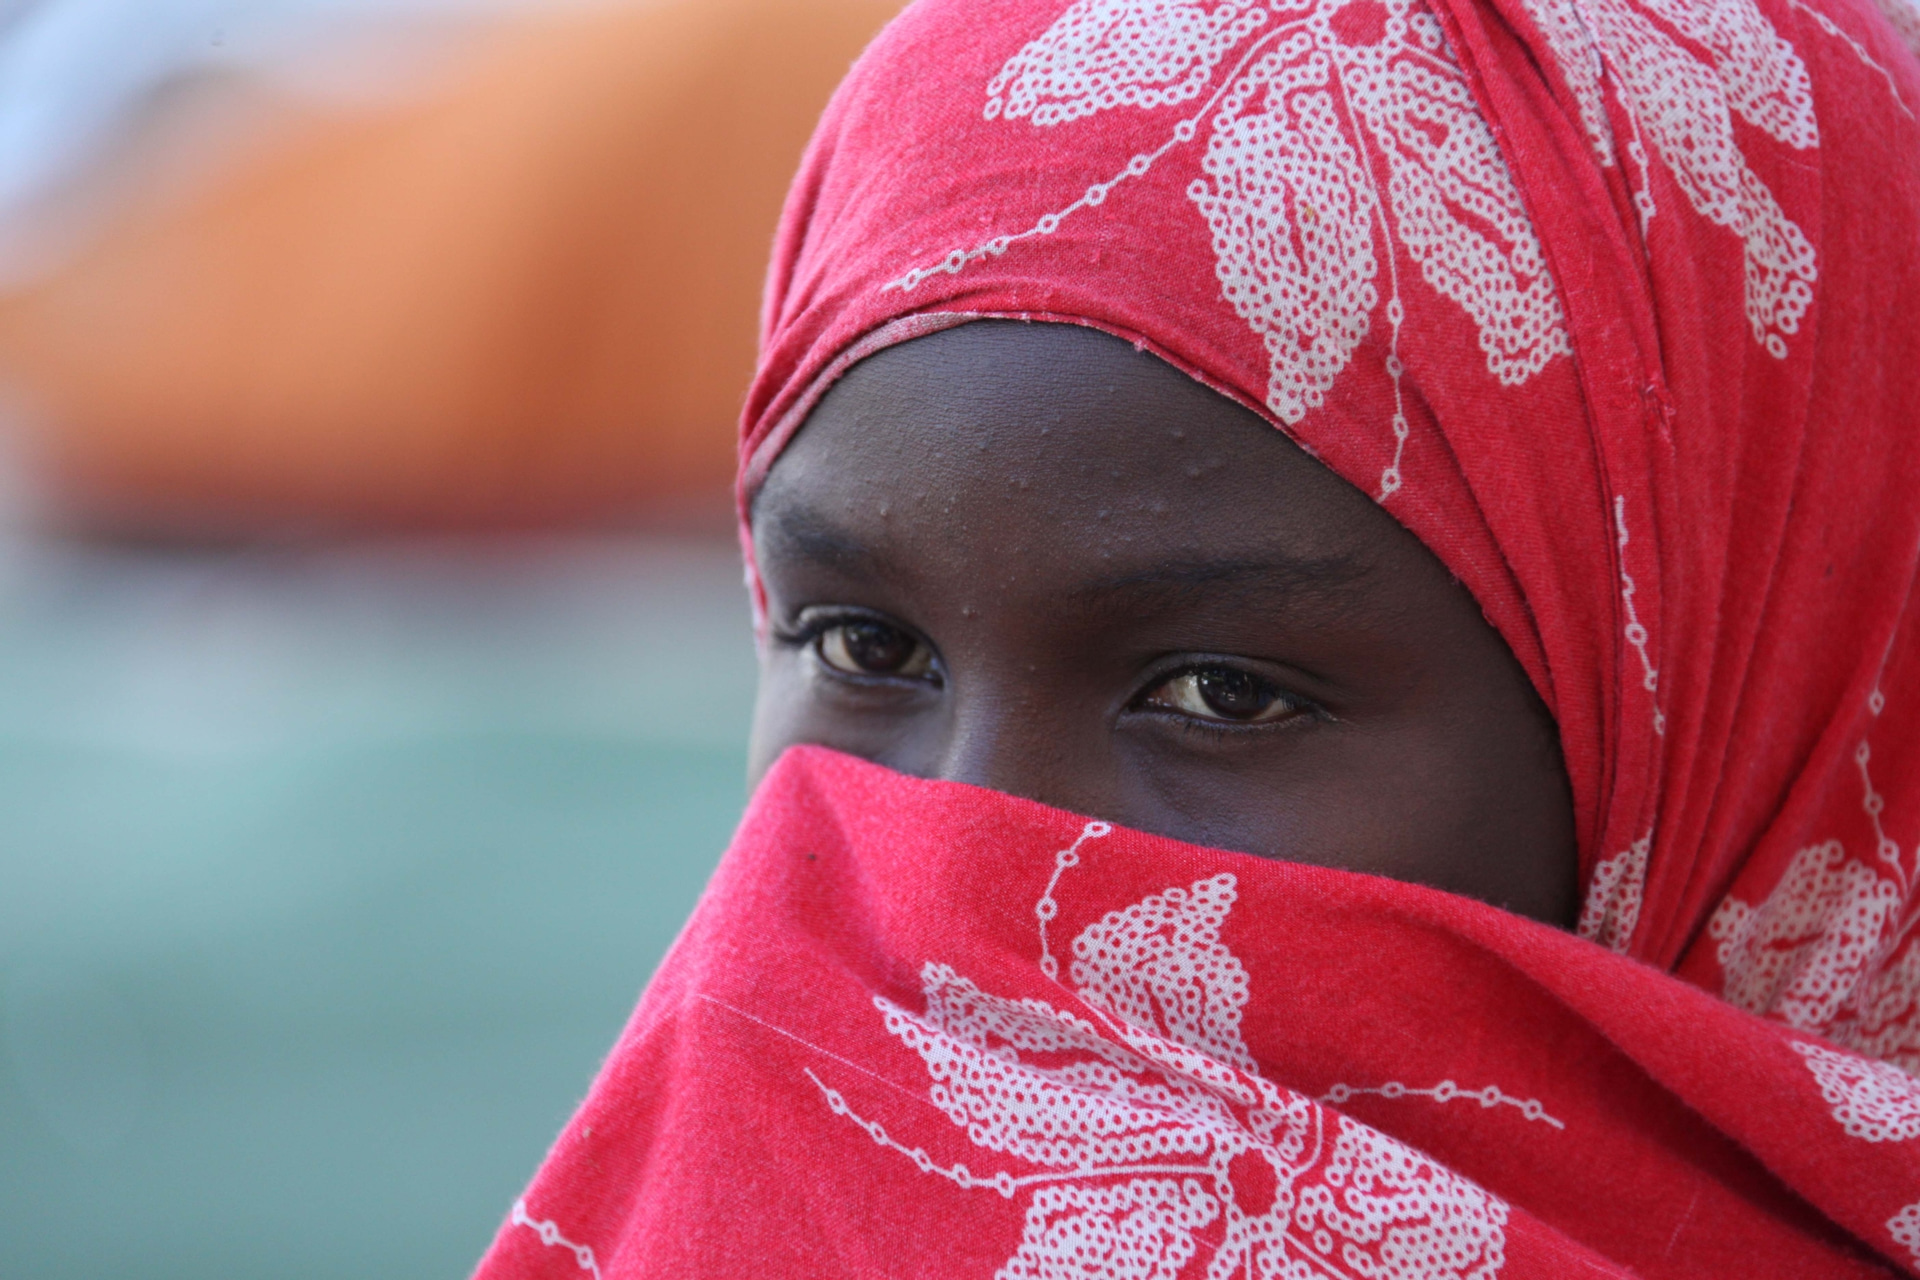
[1516,0,1820,357]
[1709,701,1920,1075]
[1794,1040,1920,1141]
[1791,1040,1920,1265]
[810,821,1530,1278]
[1893,1200,1920,1267]
[1711,841,1920,1068]
[891,0,1572,501]
[1578,834,1650,953]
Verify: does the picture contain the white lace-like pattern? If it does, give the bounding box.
[1892,1200,1920,1267]
[1793,1038,1920,1263]
[813,822,1531,1278]
[1714,685,1920,1257]
[986,0,1269,124]
[1710,841,1920,1065]
[894,0,1571,500]
[1517,0,1820,357]
[1706,651,1920,1253]
[1578,834,1650,952]
[1794,1040,1920,1141]
[1709,689,1920,1075]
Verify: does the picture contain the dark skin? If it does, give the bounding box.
[748,321,1578,926]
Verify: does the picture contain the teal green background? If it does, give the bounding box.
[0,535,757,1278]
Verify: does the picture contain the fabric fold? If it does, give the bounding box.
[475,748,1908,1276]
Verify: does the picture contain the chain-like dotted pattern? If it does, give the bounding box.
[883,969,1221,1169]
[1579,835,1651,953]
[1788,1037,1920,1262]
[1001,1179,1218,1279]
[1329,2,1569,386]
[1712,842,1900,1018]
[1040,821,1114,980]
[1322,1078,1566,1128]
[1794,1039,1920,1140]
[1194,49,1381,424]
[807,864,1528,1277]
[1186,0,1569,427]
[1525,0,1615,165]
[1859,739,1907,874]
[1641,0,1816,143]
[898,0,1573,497]
[1070,873,1257,1073]
[987,0,1270,125]
[1612,495,1666,738]
[1845,946,1920,1070]
[1518,0,1819,356]
[806,1069,1023,1197]
[1711,673,1920,1074]
[1711,841,1920,1071]
[1293,1117,1510,1278]
[1890,1199,1920,1267]
[508,1199,603,1279]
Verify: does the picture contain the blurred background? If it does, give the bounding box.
[0,0,898,1274]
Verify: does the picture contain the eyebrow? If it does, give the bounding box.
[764,503,1367,605]
[757,506,890,575]
[1067,555,1371,610]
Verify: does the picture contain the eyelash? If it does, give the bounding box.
[1132,664,1324,735]
[774,614,1324,729]
[774,610,942,681]
[771,615,828,650]
[772,609,870,646]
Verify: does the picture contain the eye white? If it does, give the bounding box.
[817,623,933,678]
[1149,670,1296,723]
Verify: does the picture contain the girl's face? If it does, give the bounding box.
[748,322,1578,926]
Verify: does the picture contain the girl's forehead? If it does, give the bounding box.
[754,322,1456,647]
[757,322,1389,559]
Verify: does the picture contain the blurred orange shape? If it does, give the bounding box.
[0,0,902,534]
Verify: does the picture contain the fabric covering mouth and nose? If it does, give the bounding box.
[740,0,1920,1049]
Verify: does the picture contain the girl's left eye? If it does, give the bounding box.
[1141,665,1304,724]
[816,620,935,679]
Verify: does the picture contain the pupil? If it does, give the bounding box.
[844,622,914,672]
[1194,667,1275,719]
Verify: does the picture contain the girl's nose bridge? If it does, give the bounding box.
[934,685,1086,807]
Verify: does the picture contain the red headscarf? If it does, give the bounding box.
[475,0,1920,1273]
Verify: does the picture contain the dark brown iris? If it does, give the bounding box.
[1193,667,1280,720]
[839,621,918,673]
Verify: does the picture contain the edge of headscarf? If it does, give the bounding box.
[735,306,1312,634]
[1429,0,1687,958]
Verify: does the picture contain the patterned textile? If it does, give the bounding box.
[479,750,1916,1275]
[474,0,1920,1273]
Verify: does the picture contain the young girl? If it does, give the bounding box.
[476,0,1920,1274]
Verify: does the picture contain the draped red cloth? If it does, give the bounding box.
[474,0,1920,1273]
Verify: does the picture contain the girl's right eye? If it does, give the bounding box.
[816,620,935,679]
